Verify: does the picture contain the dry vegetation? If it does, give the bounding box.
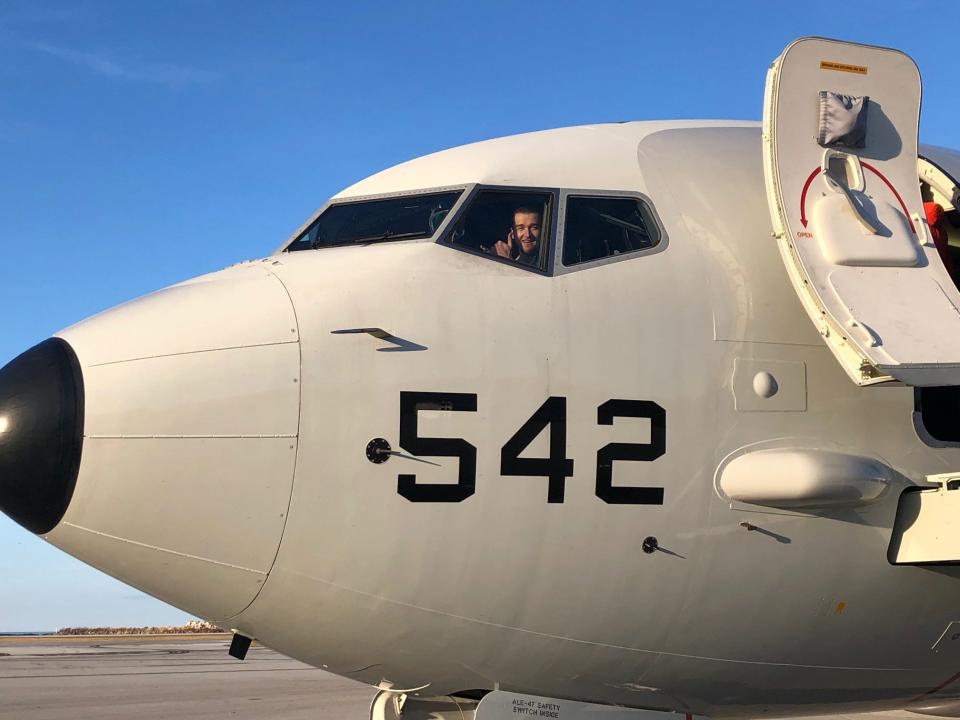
[56,620,222,636]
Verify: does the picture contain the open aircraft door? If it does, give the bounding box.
[763,37,960,386]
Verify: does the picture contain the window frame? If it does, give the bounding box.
[274,184,667,277]
[276,184,472,254]
[554,189,668,275]
[437,184,561,276]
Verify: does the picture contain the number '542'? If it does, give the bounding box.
[396,392,666,505]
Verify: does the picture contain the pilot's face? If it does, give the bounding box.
[513,211,542,256]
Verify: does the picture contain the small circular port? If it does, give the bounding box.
[366,438,392,464]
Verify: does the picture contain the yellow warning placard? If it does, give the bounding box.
[820,60,868,75]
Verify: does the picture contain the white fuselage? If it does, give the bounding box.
[25,121,960,717]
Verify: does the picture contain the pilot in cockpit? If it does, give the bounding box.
[492,207,542,267]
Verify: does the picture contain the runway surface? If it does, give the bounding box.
[0,636,928,720]
[0,635,373,719]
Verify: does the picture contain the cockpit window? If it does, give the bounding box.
[443,190,552,271]
[286,191,462,252]
[562,196,660,266]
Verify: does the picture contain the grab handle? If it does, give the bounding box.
[821,149,881,234]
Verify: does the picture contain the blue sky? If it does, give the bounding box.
[1,1,958,630]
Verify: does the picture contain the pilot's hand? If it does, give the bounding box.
[493,230,514,258]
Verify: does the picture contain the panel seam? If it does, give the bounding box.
[60,522,267,575]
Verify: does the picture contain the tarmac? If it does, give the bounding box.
[0,635,373,719]
[0,635,928,720]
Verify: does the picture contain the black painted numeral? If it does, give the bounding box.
[398,391,477,503]
[595,399,665,505]
[500,397,574,503]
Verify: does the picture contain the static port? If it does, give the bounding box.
[366,438,392,464]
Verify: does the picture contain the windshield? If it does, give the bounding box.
[443,189,553,272]
[286,191,462,252]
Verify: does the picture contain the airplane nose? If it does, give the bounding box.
[31,263,301,623]
[0,338,84,535]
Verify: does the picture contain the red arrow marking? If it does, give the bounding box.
[861,161,916,234]
[798,162,917,234]
[798,167,820,228]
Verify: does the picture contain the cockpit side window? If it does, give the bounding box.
[442,190,553,272]
[285,191,462,252]
[561,195,661,266]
